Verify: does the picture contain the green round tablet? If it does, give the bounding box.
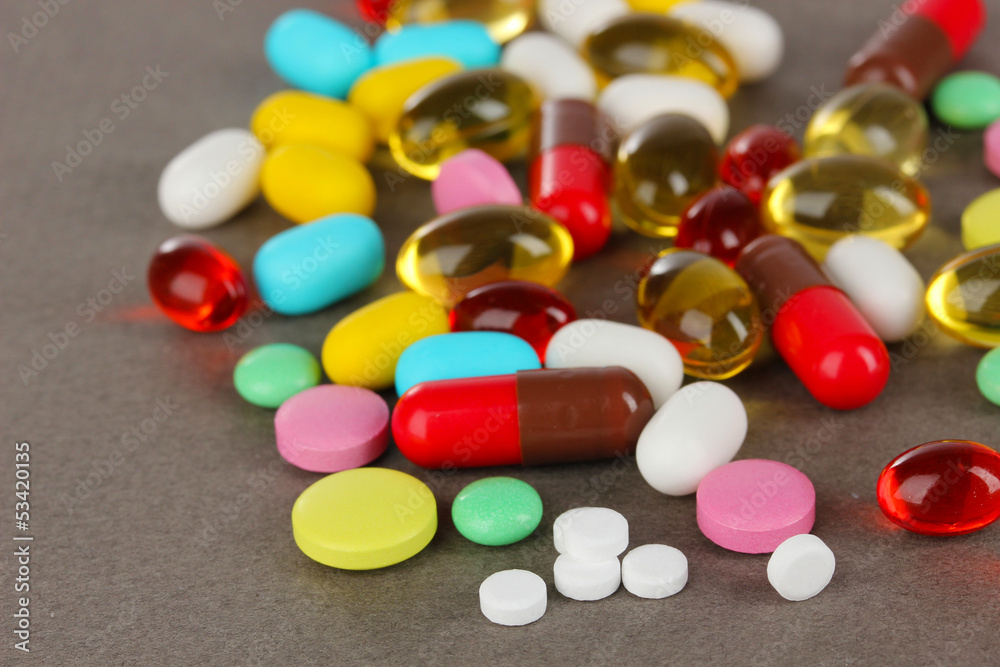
[931,71,1000,129]
[976,347,1000,407]
[234,343,321,408]
[452,477,543,546]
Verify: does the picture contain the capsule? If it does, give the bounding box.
[390,69,537,180]
[250,90,374,162]
[392,367,654,468]
[675,185,763,267]
[762,155,931,259]
[501,32,597,102]
[925,244,1000,347]
[385,0,535,44]
[396,205,574,306]
[719,124,800,206]
[374,20,500,68]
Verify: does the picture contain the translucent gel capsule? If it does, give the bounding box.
[675,185,763,267]
[877,440,1000,536]
[583,14,739,98]
[925,244,1000,347]
[390,69,537,180]
[386,0,534,44]
[397,205,574,306]
[805,83,929,177]
[615,114,719,237]
[719,125,800,206]
[637,249,763,379]
[762,155,931,259]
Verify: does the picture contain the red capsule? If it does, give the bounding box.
[719,125,800,206]
[356,0,394,24]
[147,235,249,332]
[675,185,763,267]
[877,440,1000,536]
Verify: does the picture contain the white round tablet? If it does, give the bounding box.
[553,554,621,601]
[553,507,629,562]
[621,544,688,599]
[479,569,548,626]
[766,534,836,602]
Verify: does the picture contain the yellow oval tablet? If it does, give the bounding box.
[292,468,437,570]
[962,188,1000,250]
[261,145,375,223]
[250,90,374,162]
[322,291,450,390]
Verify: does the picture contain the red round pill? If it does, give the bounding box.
[675,185,763,267]
[719,125,800,206]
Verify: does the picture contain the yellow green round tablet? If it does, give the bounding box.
[292,468,437,570]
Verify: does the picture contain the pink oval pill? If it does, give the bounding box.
[431,149,522,215]
[275,385,389,473]
[986,119,1000,179]
[696,459,816,554]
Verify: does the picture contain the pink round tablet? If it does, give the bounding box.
[431,149,522,215]
[986,119,1000,179]
[696,459,816,554]
[275,385,389,473]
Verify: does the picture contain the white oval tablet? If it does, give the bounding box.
[544,319,683,408]
[822,235,925,342]
[636,382,748,496]
[553,554,621,601]
[621,544,688,599]
[539,0,629,48]
[501,32,597,101]
[766,534,835,602]
[158,128,264,229]
[553,507,629,562]
[479,569,548,625]
[598,75,730,144]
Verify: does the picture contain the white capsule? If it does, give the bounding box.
[501,32,597,101]
[479,569,548,626]
[539,0,629,48]
[621,544,688,599]
[553,554,621,601]
[553,507,629,562]
[767,534,835,602]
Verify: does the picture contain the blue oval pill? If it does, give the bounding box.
[374,21,500,69]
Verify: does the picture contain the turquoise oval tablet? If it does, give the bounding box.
[977,347,1000,407]
[394,331,540,396]
[374,21,500,69]
[452,477,543,546]
[234,344,321,408]
[931,71,1000,129]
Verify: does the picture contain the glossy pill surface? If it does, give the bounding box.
[599,75,729,144]
[501,32,597,101]
[877,440,1000,536]
[719,124,800,206]
[925,244,1000,347]
[375,20,500,68]
[148,235,248,332]
[539,0,629,48]
[397,205,573,306]
[452,477,543,546]
[931,71,1000,129]
[260,145,375,223]
[432,149,522,215]
[976,348,1000,406]
[675,185,763,267]
[961,189,1000,250]
[250,91,373,162]
[387,0,534,44]
[233,344,321,408]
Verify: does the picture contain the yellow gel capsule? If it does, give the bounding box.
[583,14,739,98]
[637,248,762,379]
[260,145,375,223]
[348,57,463,144]
[250,90,374,163]
[627,0,696,10]
[389,69,537,180]
[321,291,450,390]
[397,205,574,306]
[926,244,1000,348]
[762,155,931,259]
[804,83,928,178]
[961,189,1000,250]
[386,0,534,43]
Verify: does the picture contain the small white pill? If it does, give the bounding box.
[553,507,629,562]
[553,554,621,601]
[621,544,688,599]
[479,569,548,626]
[766,534,836,602]
[597,75,730,144]
[501,33,597,101]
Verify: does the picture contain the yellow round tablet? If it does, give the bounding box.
[962,188,1000,250]
[292,468,437,570]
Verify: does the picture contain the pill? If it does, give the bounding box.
[669,0,783,83]
[157,129,264,230]
[626,0,692,9]
[233,343,321,408]
[977,348,1000,406]
[545,319,683,408]
[292,468,436,569]
[553,554,621,601]
[250,90,374,162]
[637,249,763,379]
[767,534,835,602]
[393,367,654,468]
[822,235,925,342]
[985,120,1000,178]
[375,20,500,69]
[451,477,543,546]
[963,189,1000,249]
[636,382,748,496]
[675,186,763,267]
[501,32,597,101]
[253,213,384,316]
[321,291,450,390]
[621,544,688,599]
[275,385,389,473]
[265,9,372,98]
[925,244,1000,346]
[479,570,547,626]
[697,459,816,554]
[357,0,393,23]
[598,74,729,145]
[432,149,522,215]
[395,331,540,396]
[147,235,248,332]
[931,71,1000,129]
[260,145,375,223]
[553,507,628,562]
[386,0,534,44]
[539,0,629,49]
[719,124,800,206]
[397,205,573,306]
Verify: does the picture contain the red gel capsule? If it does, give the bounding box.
[877,440,1000,536]
[147,235,249,332]
[675,185,763,267]
[449,280,576,360]
[719,125,800,206]
[356,0,394,24]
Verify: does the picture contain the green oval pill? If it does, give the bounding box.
[976,347,1000,407]
[234,343,321,408]
[931,72,1000,129]
[452,477,543,546]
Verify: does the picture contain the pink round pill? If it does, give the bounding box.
[431,149,522,215]
[986,119,1000,179]
[696,459,816,554]
[275,385,389,473]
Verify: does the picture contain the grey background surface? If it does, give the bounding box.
[2,0,1000,664]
